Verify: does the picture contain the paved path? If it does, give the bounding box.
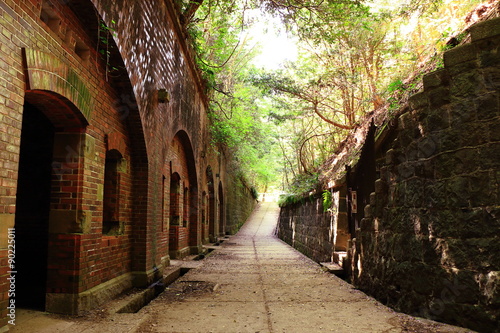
[135,202,471,333]
[12,202,473,332]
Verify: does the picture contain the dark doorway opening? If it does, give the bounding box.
[14,103,55,309]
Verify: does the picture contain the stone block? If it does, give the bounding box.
[477,271,500,306]
[445,176,471,208]
[83,133,96,160]
[483,67,500,91]
[49,209,90,234]
[443,43,478,68]
[488,118,500,141]
[46,272,134,315]
[478,142,500,170]
[424,107,450,131]
[388,183,406,208]
[445,238,499,270]
[450,71,485,99]
[369,192,376,206]
[423,181,447,209]
[398,127,421,150]
[0,214,15,249]
[429,86,450,108]
[408,92,429,110]
[397,162,415,181]
[470,17,500,42]
[364,205,372,219]
[449,99,477,125]
[374,179,387,195]
[478,42,500,68]
[468,171,496,207]
[385,148,396,165]
[423,69,449,90]
[474,92,500,121]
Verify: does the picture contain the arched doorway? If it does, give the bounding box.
[206,167,216,243]
[201,191,207,243]
[170,130,198,254]
[14,103,54,309]
[15,91,87,309]
[169,172,185,258]
[218,182,225,236]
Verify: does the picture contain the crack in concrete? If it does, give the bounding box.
[251,203,275,333]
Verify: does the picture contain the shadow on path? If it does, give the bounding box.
[11,202,475,333]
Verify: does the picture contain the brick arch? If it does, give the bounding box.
[22,48,94,124]
[206,166,216,243]
[24,90,89,130]
[172,130,198,187]
[15,91,88,312]
[171,130,200,255]
[65,0,151,279]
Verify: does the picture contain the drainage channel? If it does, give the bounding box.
[193,247,215,261]
[116,267,193,313]
[116,246,218,314]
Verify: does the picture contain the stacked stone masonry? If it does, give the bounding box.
[0,0,256,330]
[278,18,500,333]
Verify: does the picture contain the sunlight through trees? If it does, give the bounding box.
[177,0,487,194]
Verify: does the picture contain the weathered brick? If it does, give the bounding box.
[0,0,255,325]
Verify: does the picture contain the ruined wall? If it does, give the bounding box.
[352,18,500,332]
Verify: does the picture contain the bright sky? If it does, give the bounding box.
[245,10,298,69]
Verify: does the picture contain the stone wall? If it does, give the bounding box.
[351,18,500,332]
[278,190,350,263]
[225,169,258,235]
[278,18,500,333]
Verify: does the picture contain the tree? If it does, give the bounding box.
[180,0,486,195]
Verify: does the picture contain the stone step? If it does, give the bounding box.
[320,262,345,277]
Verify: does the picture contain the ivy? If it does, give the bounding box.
[322,190,332,213]
[97,19,122,80]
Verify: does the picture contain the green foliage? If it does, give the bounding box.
[278,193,301,207]
[387,79,404,94]
[261,0,371,45]
[395,0,444,17]
[250,187,259,199]
[322,190,332,213]
[184,0,484,198]
[288,172,320,195]
[98,19,121,77]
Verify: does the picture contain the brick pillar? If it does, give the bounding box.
[45,133,90,314]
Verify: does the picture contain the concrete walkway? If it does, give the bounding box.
[11,202,474,332]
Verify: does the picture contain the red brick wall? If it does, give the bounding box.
[0,0,257,328]
[0,0,137,319]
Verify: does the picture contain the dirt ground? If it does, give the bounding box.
[10,202,476,333]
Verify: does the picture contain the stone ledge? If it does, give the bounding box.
[423,69,449,90]
[409,92,429,110]
[470,16,500,42]
[46,272,134,315]
[444,43,478,68]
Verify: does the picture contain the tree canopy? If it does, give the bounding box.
[178,0,487,194]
